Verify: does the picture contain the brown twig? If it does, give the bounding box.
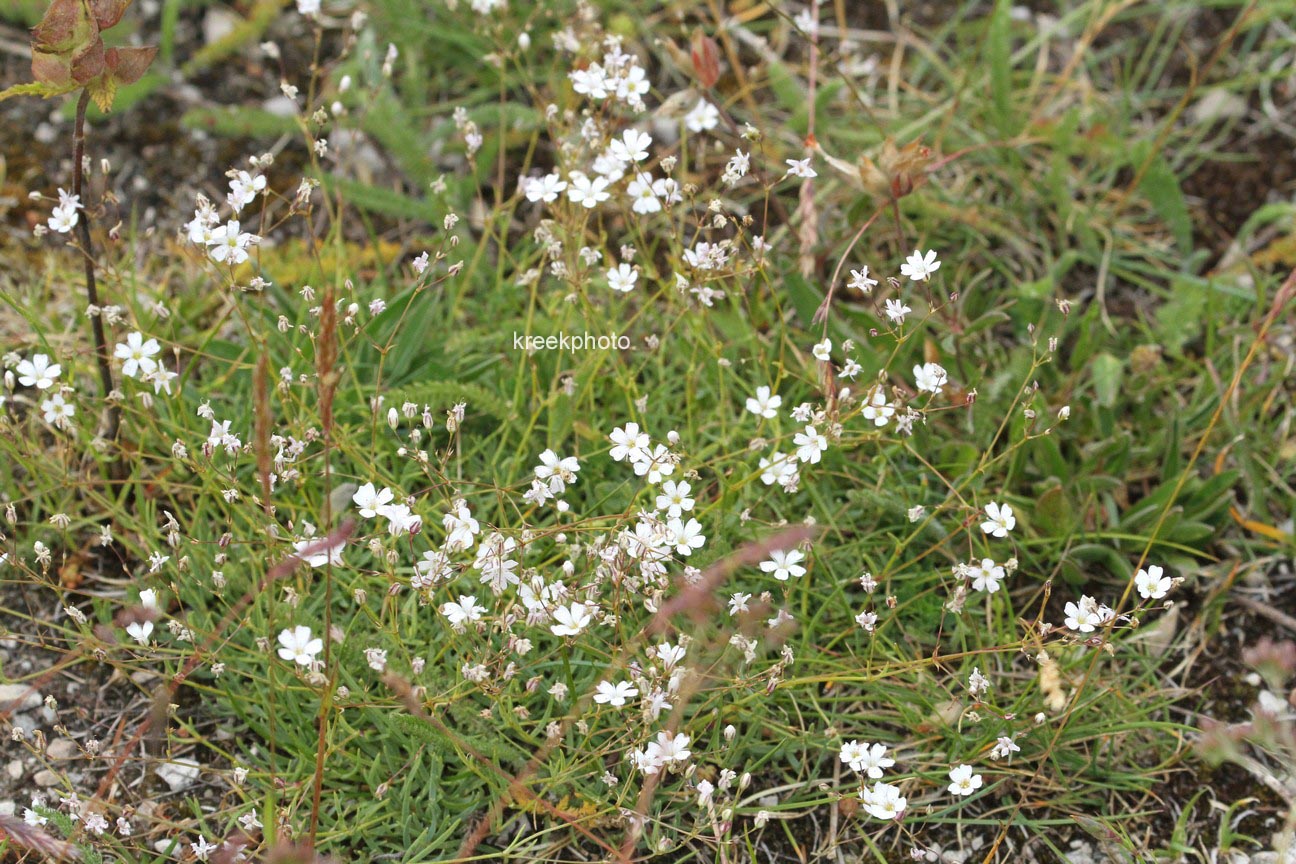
[72,89,120,451]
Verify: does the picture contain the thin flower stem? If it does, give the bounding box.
[72,88,120,449]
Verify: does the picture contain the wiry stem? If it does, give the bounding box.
[72,88,120,448]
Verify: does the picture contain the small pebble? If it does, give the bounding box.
[0,684,42,713]
[46,739,77,760]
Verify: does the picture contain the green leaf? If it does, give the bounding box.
[987,0,1016,136]
[0,80,79,103]
[1090,352,1123,409]
[1132,141,1192,253]
[1155,277,1207,355]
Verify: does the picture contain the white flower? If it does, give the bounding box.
[534,449,580,493]
[695,778,715,808]
[683,99,720,132]
[525,173,567,203]
[990,736,1020,760]
[650,730,692,765]
[759,452,798,487]
[41,392,75,427]
[656,480,694,518]
[848,267,878,293]
[352,482,395,518]
[794,425,827,464]
[1063,595,1113,633]
[551,602,594,636]
[125,620,153,645]
[784,158,817,178]
[812,339,832,362]
[209,220,257,265]
[227,170,266,212]
[607,263,638,293]
[609,129,652,163]
[191,835,217,862]
[16,354,61,390]
[442,595,486,630]
[969,558,1005,593]
[760,548,806,581]
[746,385,782,419]
[840,741,895,778]
[276,626,323,666]
[114,332,160,379]
[884,298,912,324]
[296,0,320,16]
[633,444,675,483]
[627,172,661,214]
[292,534,344,568]
[947,764,983,796]
[862,388,895,427]
[566,172,610,208]
[569,65,610,99]
[665,517,705,556]
[914,362,948,394]
[980,502,1015,538]
[376,503,422,536]
[47,205,78,233]
[900,249,941,282]
[593,680,638,707]
[609,422,649,463]
[862,781,906,820]
[1134,564,1172,600]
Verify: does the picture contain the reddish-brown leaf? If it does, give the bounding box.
[30,47,74,86]
[689,28,720,89]
[31,0,92,51]
[105,44,157,85]
[89,0,131,30]
[70,35,106,83]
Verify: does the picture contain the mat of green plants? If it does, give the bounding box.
[1,1,1295,862]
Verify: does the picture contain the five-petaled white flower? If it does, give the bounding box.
[525,173,567,203]
[656,480,694,518]
[277,626,323,666]
[38,392,74,428]
[794,425,827,464]
[114,332,161,379]
[969,558,1005,593]
[884,298,912,324]
[840,741,895,778]
[784,158,817,178]
[760,548,807,581]
[1134,564,1172,600]
[352,482,395,518]
[947,764,983,796]
[980,502,1015,538]
[609,422,650,463]
[914,362,948,394]
[607,262,638,293]
[566,172,610,208]
[442,595,486,630]
[848,266,878,293]
[862,781,906,820]
[593,680,639,707]
[17,354,62,390]
[665,517,705,556]
[551,601,594,636]
[900,249,941,282]
[746,385,783,419]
